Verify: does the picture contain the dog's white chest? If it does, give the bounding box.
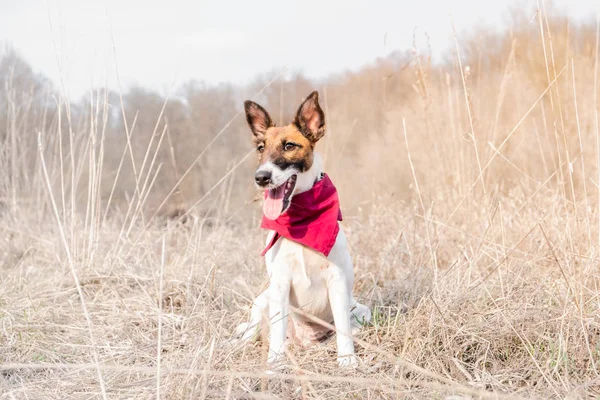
[265,231,333,319]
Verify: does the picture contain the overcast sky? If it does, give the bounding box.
[0,0,598,98]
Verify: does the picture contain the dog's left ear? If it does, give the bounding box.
[294,91,325,142]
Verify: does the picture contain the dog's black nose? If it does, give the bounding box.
[254,170,272,187]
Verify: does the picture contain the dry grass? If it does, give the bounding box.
[1,5,600,399]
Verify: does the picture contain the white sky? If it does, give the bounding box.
[0,0,598,98]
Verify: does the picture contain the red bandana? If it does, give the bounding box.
[261,174,343,257]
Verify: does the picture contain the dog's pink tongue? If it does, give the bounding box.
[263,186,285,220]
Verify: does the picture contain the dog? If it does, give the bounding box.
[235,91,371,368]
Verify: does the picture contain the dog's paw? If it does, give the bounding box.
[234,322,249,337]
[267,352,285,366]
[337,354,359,368]
[265,362,290,375]
[266,353,290,375]
[234,322,260,342]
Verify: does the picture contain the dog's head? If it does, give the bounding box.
[244,91,326,220]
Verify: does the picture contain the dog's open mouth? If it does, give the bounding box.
[263,175,297,220]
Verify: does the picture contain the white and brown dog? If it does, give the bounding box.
[236,91,371,367]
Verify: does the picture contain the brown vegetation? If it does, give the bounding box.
[0,5,599,399]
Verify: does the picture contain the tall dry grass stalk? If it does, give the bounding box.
[0,7,599,399]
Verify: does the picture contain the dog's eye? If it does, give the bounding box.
[257,144,265,153]
[284,142,296,151]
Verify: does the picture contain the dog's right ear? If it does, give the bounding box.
[294,91,325,143]
[244,100,273,141]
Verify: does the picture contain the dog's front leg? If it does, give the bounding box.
[235,289,269,342]
[267,278,290,366]
[327,265,357,367]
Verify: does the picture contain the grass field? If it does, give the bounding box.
[1,5,600,399]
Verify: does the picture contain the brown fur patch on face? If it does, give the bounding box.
[254,124,314,172]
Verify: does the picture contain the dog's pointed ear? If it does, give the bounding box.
[294,91,325,142]
[244,100,273,140]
